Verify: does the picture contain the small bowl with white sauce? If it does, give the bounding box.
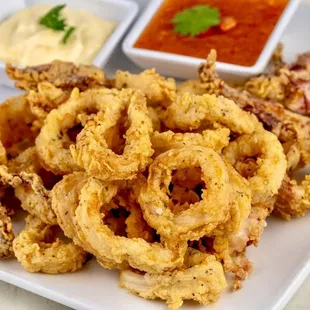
[0,0,138,86]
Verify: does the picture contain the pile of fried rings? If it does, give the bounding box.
[2,51,307,310]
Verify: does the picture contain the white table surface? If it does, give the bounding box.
[0,276,309,310]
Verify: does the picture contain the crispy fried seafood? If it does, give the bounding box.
[71,89,154,180]
[139,147,251,243]
[36,88,123,175]
[113,69,176,107]
[13,215,87,273]
[74,176,187,273]
[120,249,227,310]
[0,95,39,157]
[1,147,59,225]
[151,128,230,156]
[1,53,308,309]
[6,60,107,91]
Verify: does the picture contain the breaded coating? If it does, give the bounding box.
[13,215,87,274]
[114,69,176,107]
[223,131,287,204]
[1,148,58,225]
[27,82,71,127]
[165,93,261,134]
[71,90,154,180]
[0,203,14,259]
[51,172,127,270]
[274,175,310,219]
[0,95,38,157]
[36,88,122,175]
[74,177,187,273]
[6,60,107,91]
[151,128,230,157]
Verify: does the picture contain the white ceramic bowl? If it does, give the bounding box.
[0,0,138,87]
[123,0,301,82]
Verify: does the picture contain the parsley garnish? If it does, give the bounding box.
[172,5,220,37]
[62,26,75,44]
[39,5,76,44]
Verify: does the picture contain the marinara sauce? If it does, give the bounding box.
[134,0,288,67]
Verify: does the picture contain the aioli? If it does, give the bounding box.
[0,5,116,66]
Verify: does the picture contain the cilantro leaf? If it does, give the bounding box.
[62,26,75,44]
[172,5,220,37]
[39,4,67,31]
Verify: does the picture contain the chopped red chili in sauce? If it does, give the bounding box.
[134,0,288,67]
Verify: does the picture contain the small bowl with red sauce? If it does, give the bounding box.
[122,0,300,81]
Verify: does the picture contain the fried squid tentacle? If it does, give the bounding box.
[6,60,107,91]
[0,148,58,225]
[198,50,310,218]
[274,175,310,219]
[120,249,227,310]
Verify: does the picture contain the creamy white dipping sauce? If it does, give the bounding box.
[0,4,116,66]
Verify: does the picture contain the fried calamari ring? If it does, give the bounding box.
[13,215,87,274]
[223,131,287,204]
[151,128,230,157]
[114,69,176,107]
[139,147,233,243]
[120,249,227,310]
[71,90,154,180]
[165,93,262,134]
[51,172,124,270]
[74,176,187,273]
[36,88,121,174]
[0,203,14,259]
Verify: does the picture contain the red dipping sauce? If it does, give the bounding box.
[134,0,289,67]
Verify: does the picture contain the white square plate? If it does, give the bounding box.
[0,0,138,87]
[0,1,310,309]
